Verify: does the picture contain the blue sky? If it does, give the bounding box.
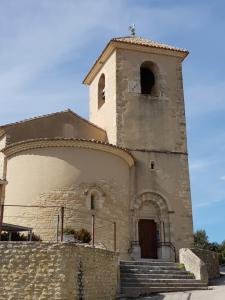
[0,0,225,243]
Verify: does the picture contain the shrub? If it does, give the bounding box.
[74,228,91,243]
[63,226,75,235]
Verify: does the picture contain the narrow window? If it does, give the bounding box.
[98,74,105,109]
[90,194,95,210]
[140,66,155,95]
[150,160,155,170]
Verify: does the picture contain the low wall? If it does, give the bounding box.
[0,242,118,300]
[179,248,208,283]
[191,248,220,279]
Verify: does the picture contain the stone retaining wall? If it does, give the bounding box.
[179,248,208,283]
[0,242,118,300]
[191,248,220,279]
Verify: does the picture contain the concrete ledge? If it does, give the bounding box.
[179,248,208,283]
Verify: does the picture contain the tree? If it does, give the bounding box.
[194,229,209,249]
[194,229,225,264]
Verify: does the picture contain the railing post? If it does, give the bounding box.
[56,214,60,242]
[60,207,64,242]
[113,222,117,252]
[92,214,95,248]
[0,204,4,240]
[162,221,166,242]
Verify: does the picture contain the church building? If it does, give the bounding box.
[0,35,194,261]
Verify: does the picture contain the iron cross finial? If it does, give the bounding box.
[129,24,136,36]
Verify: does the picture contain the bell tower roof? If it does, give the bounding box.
[83,36,189,85]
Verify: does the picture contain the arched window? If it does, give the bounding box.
[98,74,105,109]
[90,193,96,210]
[85,187,105,210]
[140,62,158,96]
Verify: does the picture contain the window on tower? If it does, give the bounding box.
[98,73,105,109]
[90,193,96,210]
[140,62,159,96]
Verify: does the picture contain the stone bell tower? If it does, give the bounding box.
[83,35,194,259]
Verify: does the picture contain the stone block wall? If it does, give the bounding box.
[0,242,118,300]
[191,248,220,279]
[179,248,208,283]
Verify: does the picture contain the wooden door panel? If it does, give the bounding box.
[138,219,157,259]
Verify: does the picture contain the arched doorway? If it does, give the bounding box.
[138,218,157,258]
[130,192,174,260]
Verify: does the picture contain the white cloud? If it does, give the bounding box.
[220,176,225,181]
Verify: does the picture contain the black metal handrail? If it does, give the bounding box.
[157,241,177,262]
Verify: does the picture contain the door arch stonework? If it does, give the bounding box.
[130,191,174,260]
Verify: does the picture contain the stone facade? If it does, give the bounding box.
[3,140,133,259]
[0,242,118,300]
[89,51,117,144]
[191,248,220,279]
[1,36,194,261]
[88,39,193,259]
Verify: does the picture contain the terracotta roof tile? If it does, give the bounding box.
[0,109,105,133]
[83,35,188,84]
[111,36,188,53]
[3,137,132,155]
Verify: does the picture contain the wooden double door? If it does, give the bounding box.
[138,219,157,259]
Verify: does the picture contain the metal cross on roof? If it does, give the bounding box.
[128,24,136,36]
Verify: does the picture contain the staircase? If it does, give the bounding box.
[119,260,208,297]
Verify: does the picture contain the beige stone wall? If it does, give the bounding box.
[4,145,131,258]
[0,135,6,179]
[2,111,107,145]
[115,48,193,252]
[191,248,220,279]
[88,45,193,255]
[89,50,117,144]
[132,151,193,251]
[0,242,118,300]
[116,49,187,152]
[179,248,208,283]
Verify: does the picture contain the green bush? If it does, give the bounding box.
[63,226,75,235]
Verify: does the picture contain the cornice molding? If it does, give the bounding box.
[2,138,135,167]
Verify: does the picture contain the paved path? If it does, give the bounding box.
[138,267,225,300]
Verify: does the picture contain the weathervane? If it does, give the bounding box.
[129,24,136,36]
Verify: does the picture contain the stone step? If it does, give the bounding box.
[120,269,190,275]
[120,260,177,266]
[121,278,203,285]
[120,268,188,274]
[119,260,207,295]
[120,286,208,297]
[120,273,195,279]
[120,265,185,271]
[120,267,187,273]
